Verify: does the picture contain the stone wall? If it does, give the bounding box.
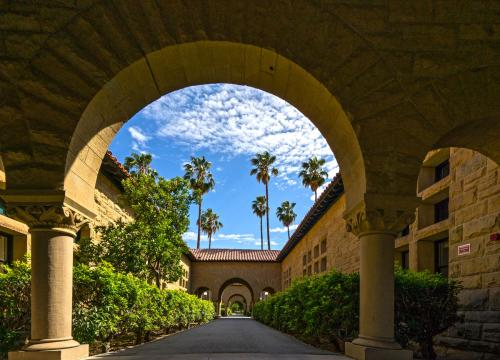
[190,261,281,302]
[93,173,133,229]
[434,148,500,360]
[280,195,359,289]
[280,147,500,359]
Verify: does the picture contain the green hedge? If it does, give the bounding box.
[253,268,461,359]
[0,260,215,357]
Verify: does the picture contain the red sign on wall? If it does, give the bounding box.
[458,243,471,256]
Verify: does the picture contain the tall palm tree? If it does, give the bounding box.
[183,156,215,249]
[250,151,278,250]
[276,201,297,240]
[124,152,153,175]
[252,196,267,250]
[200,209,223,249]
[299,156,329,202]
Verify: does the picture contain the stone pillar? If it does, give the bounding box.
[7,204,89,360]
[344,201,415,360]
[215,300,222,318]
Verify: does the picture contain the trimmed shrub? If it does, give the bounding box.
[394,268,461,359]
[1,261,215,358]
[253,268,460,358]
[0,260,31,359]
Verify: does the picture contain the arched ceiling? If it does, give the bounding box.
[1,1,499,216]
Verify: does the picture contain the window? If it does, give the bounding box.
[303,268,307,276]
[314,245,319,258]
[314,261,319,274]
[303,254,307,266]
[307,250,312,263]
[434,198,449,223]
[0,201,5,215]
[401,225,410,237]
[435,239,449,277]
[435,159,450,182]
[0,232,13,265]
[307,265,312,276]
[401,251,409,270]
[320,239,327,254]
[320,257,327,272]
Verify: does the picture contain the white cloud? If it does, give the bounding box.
[141,84,337,186]
[270,224,299,233]
[128,126,151,153]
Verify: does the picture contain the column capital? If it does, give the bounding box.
[344,193,419,236]
[6,204,89,236]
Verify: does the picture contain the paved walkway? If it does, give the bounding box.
[90,317,350,360]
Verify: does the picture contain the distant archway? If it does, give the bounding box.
[217,277,254,304]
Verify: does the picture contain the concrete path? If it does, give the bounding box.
[90,317,350,360]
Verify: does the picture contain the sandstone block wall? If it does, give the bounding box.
[434,148,500,360]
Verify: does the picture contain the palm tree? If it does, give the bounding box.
[252,196,267,250]
[299,156,329,202]
[124,152,153,175]
[183,156,215,249]
[200,209,223,249]
[250,152,278,250]
[276,201,297,240]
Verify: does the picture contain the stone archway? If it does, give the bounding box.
[195,287,212,301]
[2,3,500,360]
[226,294,247,314]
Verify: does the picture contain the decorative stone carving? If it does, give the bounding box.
[345,207,415,236]
[7,204,89,234]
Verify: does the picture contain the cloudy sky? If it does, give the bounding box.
[110,84,337,250]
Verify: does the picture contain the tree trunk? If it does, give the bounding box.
[421,339,436,360]
[208,234,211,249]
[155,271,161,288]
[260,216,263,250]
[314,190,317,202]
[265,183,270,250]
[197,198,202,249]
[287,226,290,240]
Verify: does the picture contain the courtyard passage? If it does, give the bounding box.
[90,317,349,360]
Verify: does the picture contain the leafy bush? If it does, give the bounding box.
[253,271,358,350]
[253,268,460,358]
[394,268,461,359]
[1,261,215,357]
[0,260,31,358]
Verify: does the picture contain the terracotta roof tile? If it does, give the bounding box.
[189,249,280,262]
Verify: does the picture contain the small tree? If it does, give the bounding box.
[299,157,328,202]
[276,201,297,240]
[252,196,267,250]
[78,153,191,288]
[200,208,223,249]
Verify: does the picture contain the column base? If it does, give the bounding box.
[345,342,413,360]
[9,345,89,360]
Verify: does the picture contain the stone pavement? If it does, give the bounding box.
[89,317,350,360]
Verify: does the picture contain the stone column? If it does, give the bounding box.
[215,300,222,318]
[7,204,89,360]
[344,202,415,360]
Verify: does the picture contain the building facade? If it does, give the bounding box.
[277,148,500,359]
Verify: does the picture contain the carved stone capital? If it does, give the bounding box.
[344,194,418,236]
[7,204,89,235]
[345,207,415,236]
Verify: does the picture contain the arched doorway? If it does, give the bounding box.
[217,278,254,317]
[2,4,500,360]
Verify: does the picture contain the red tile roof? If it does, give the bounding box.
[188,248,280,262]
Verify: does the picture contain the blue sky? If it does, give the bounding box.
[109,84,337,250]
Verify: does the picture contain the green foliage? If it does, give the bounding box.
[253,269,460,357]
[394,267,461,359]
[253,271,359,349]
[0,259,31,357]
[1,261,215,357]
[76,171,191,287]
